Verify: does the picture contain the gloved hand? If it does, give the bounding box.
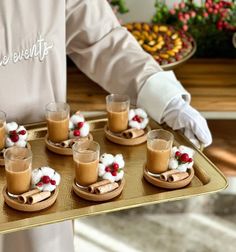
[162,97,212,147]
[137,71,212,148]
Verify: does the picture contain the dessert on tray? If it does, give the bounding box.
[45,110,92,155]
[3,166,61,211]
[144,144,195,189]
[73,152,125,201]
[105,94,150,145]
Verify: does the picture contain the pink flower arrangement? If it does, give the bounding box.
[166,0,236,32]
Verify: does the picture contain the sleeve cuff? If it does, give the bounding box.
[137,71,191,123]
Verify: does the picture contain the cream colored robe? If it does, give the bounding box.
[0,0,189,251]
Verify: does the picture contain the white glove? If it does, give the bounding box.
[162,97,212,147]
[137,71,212,147]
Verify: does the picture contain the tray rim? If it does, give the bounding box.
[0,115,228,234]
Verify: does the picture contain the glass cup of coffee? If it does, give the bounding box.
[45,102,70,143]
[0,110,6,151]
[106,94,130,133]
[4,146,32,197]
[72,140,100,188]
[146,129,174,174]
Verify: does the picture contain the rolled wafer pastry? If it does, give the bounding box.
[18,188,41,204]
[160,170,181,181]
[95,182,119,194]
[121,128,145,139]
[88,180,111,193]
[167,172,189,182]
[27,191,51,204]
[60,139,75,148]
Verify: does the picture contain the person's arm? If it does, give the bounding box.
[66,0,212,146]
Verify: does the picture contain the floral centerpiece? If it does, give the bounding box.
[153,0,236,57]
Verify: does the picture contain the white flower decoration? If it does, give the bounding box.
[69,112,90,138]
[169,145,195,172]
[99,153,125,182]
[128,108,149,129]
[31,167,61,192]
[5,122,28,148]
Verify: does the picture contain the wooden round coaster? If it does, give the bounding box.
[0,143,31,167]
[3,186,59,212]
[104,125,151,146]
[0,156,4,166]
[143,167,194,190]
[72,179,125,202]
[45,133,93,156]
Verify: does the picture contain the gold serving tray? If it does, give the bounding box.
[0,116,227,234]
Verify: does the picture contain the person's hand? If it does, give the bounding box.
[162,97,212,147]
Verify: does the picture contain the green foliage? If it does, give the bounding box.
[152,0,236,58]
[110,0,129,14]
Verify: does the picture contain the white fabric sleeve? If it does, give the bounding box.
[66,0,162,105]
[137,71,191,123]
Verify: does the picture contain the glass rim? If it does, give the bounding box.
[106,94,130,103]
[45,102,70,112]
[0,110,6,120]
[4,146,32,162]
[72,140,100,155]
[147,129,174,141]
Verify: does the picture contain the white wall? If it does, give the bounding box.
[117,0,156,23]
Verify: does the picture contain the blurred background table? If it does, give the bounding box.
[67,58,236,113]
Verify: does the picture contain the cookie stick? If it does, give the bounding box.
[122,128,145,139]
[18,188,41,204]
[27,191,51,204]
[95,182,119,195]
[167,172,189,182]
[88,180,111,193]
[159,170,181,181]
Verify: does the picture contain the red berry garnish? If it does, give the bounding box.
[105,166,111,172]
[111,171,117,176]
[73,129,80,137]
[50,180,56,185]
[132,115,141,123]
[42,175,51,184]
[10,134,19,142]
[77,122,84,129]
[188,158,193,163]
[180,153,189,163]
[36,182,43,187]
[19,130,26,135]
[136,117,141,123]
[175,151,181,157]
[10,130,17,135]
[113,162,119,171]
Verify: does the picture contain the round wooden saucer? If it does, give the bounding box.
[0,143,31,167]
[3,186,59,212]
[0,155,4,166]
[72,179,125,202]
[104,125,151,146]
[143,167,194,190]
[45,133,93,155]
